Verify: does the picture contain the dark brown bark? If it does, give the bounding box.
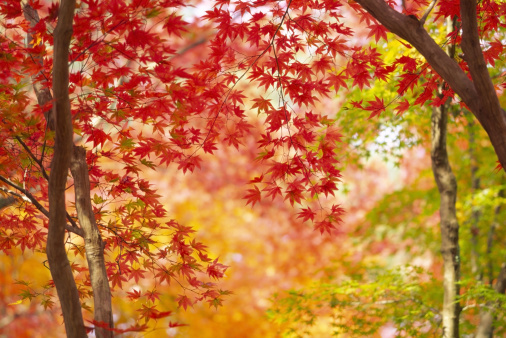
[0,196,16,210]
[70,146,113,338]
[354,0,506,175]
[24,3,114,336]
[47,0,87,337]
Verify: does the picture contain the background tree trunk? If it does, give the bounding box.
[430,17,461,338]
[431,97,461,338]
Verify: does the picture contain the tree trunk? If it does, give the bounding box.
[70,146,113,337]
[25,2,114,336]
[48,0,87,336]
[431,97,461,338]
[426,16,461,338]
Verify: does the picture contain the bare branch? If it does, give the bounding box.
[420,0,438,26]
[0,175,84,237]
[23,5,55,130]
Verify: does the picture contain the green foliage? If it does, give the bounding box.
[268,266,442,337]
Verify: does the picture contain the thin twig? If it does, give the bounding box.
[0,175,83,237]
[420,0,438,25]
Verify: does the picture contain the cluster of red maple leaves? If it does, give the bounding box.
[1,0,506,331]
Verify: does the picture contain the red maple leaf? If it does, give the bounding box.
[395,99,410,116]
[176,295,193,311]
[367,23,388,43]
[365,96,386,119]
[243,185,261,207]
[297,207,316,222]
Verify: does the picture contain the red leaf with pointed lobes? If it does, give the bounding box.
[263,183,283,201]
[163,13,188,37]
[313,55,333,75]
[249,175,264,183]
[297,207,316,222]
[314,219,336,235]
[251,96,274,114]
[243,185,261,206]
[284,180,305,206]
[149,310,173,320]
[127,289,142,301]
[495,161,503,172]
[207,258,228,279]
[176,295,193,311]
[365,96,386,119]
[169,322,188,328]
[110,272,128,289]
[327,72,348,94]
[145,290,161,303]
[395,99,410,116]
[367,23,388,43]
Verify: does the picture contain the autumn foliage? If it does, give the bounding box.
[1,0,506,336]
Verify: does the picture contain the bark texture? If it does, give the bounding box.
[47,0,87,336]
[431,17,461,338]
[0,196,16,210]
[431,99,461,338]
[70,146,113,337]
[25,2,114,336]
[354,0,506,173]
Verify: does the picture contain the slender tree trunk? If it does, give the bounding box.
[47,0,87,336]
[70,146,113,337]
[25,2,114,336]
[431,96,461,338]
[429,17,461,338]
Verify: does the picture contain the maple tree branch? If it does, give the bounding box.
[0,186,30,203]
[354,0,506,182]
[14,136,50,180]
[12,135,81,231]
[23,4,55,130]
[460,0,501,116]
[171,37,208,60]
[0,195,16,210]
[0,175,83,236]
[460,0,506,163]
[420,0,438,25]
[354,0,479,111]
